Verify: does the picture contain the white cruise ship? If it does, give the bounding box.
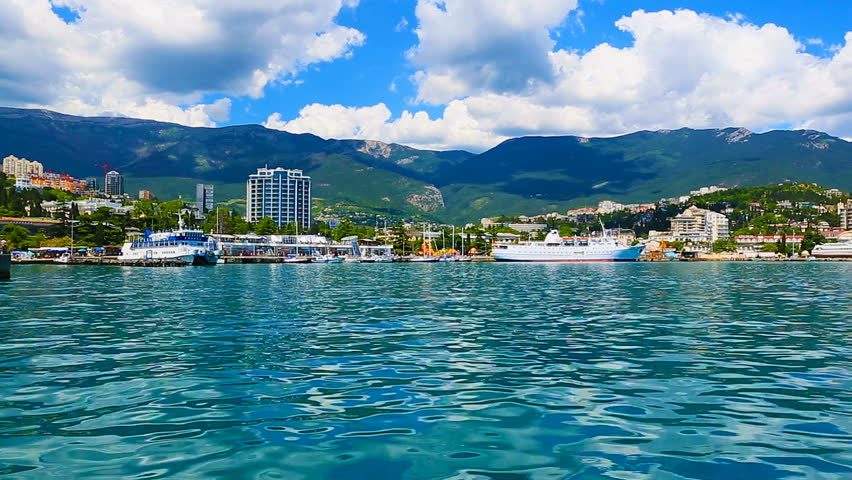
[811,240,852,258]
[119,218,221,265]
[492,230,644,262]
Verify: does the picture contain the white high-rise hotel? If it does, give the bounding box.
[246,167,311,230]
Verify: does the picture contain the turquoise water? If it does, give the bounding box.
[1,262,850,479]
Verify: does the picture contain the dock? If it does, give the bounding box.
[13,256,188,267]
[0,254,10,279]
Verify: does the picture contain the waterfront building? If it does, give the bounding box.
[564,208,598,224]
[2,155,43,178]
[734,235,803,252]
[14,177,32,190]
[670,205,729,243]
[29,172,87,193]
[196,184,214,213]
[85,177,99,192]
[597,200,625,215]
[839,200,851,230]
[246,167,311,230]
[41,199,134,216]
[689,185,728,196]
[138,190,152,200]
[506,223,547,233]
[480,218,501,229]
[209,233,391,257]
[104,171,124,196]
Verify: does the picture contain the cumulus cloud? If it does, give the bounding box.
[270,8,852,152]
[264,102,504,152]
[408,0,579,104]
[0,0,363,126]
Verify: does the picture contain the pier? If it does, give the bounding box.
[0,254,10,279]
[12,256,188,267]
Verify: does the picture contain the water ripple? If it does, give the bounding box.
[0,262,850,479]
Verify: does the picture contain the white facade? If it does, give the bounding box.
[105,171,124,196]
[246,167,311,230]
[506,223,547,233]
[689,185,728,196]
[2,155,43,178]
[839,200,851,231]
[670,206,730,243]
[41,199,134,216]
[597,200,625,214]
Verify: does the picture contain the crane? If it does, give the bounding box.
[95,163,113,175]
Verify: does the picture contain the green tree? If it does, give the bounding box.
[202,207,234,234]
[0,224,32,250]
[558,225,575,237]
[333,219,357,240]
[232,215,250,235]
[711,239,737,253]
[389,221,408,254]
[255,216,278,235]
[800,230,826,253]
[279,222,298,235]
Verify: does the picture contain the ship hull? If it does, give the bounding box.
[493,245,644,262]
[192,253,220,266]
[811,243,852,258]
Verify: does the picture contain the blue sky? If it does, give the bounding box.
[5,1,852,152]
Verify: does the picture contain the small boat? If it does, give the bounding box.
[312,254,343,263]
[283,256,310,263]
[409,255,439,263]
[53,252,74,264]
[362,256,394,263]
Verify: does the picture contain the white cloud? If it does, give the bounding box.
[395,17,409,33]
[409,0,579,104]
[264,102,504,152]
[0,0,363,126]
[268,9,852,152]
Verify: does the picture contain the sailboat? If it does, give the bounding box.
[409,223,439,262]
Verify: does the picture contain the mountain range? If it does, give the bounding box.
[1,107,850,223]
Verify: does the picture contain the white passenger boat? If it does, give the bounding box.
[312,254,344,263]
[408,255,439,263]
[492,230,644,262]
[119,217,221,265]
[812,240,852,258]
[362,256,394,263]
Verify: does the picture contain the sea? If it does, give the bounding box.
[0,262,850,479]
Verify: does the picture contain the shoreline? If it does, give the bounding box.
[9,256,852,266]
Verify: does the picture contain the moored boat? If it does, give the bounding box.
[492,230,643,262]
[119,216,221,265]
[811,240,852,258]
[312,254,344,263]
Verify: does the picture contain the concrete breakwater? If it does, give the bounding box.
[0,254,10,279]
[13,256,188,267]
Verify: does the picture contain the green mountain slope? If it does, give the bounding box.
[0,107,464,217]
[1,108,850,223]
[435,127,852,221]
